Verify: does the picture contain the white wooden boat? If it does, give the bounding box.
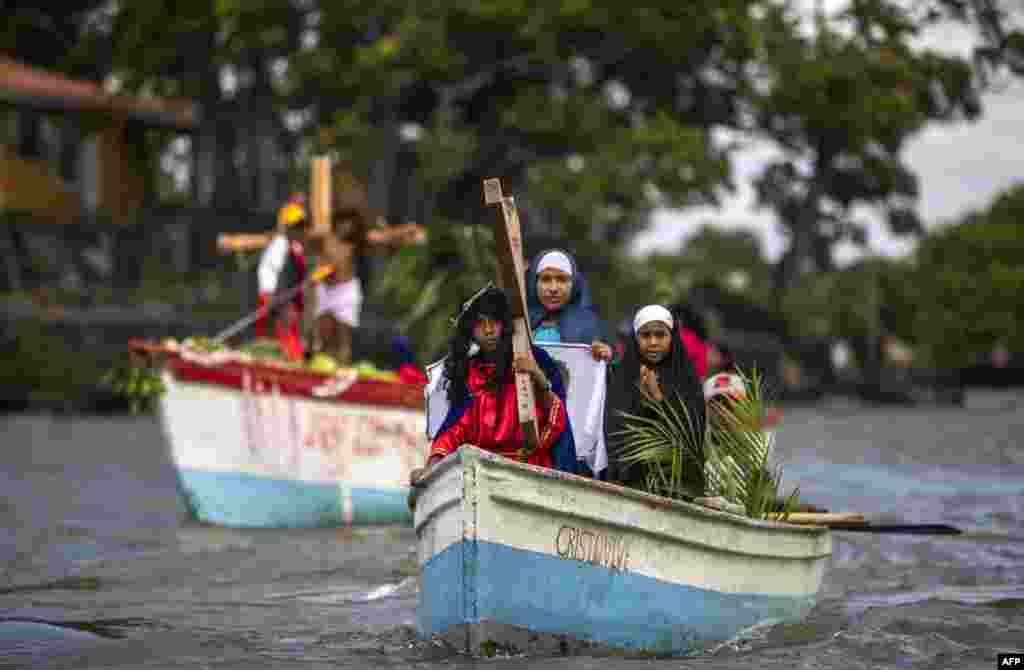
[414,446,832,657]
[132,340,428,528]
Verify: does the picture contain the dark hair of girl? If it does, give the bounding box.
[670,302,709,341]
[443,287,514,406]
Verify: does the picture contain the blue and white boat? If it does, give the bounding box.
[414,446,832,657]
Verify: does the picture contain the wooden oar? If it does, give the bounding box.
[828,523,962,535]
[771,512,866,525]
[210,264,335,345]
[770,512,962,535]
[211,156,335,346]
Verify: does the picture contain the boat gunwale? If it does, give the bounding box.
[132,338,425,411]
[415,446,830,537]
[486,488,832,560]
[411,465,465,535]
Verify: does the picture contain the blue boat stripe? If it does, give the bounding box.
[419,539,815,655]
[178,468,413,528]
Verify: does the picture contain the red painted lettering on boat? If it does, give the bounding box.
[304,412,344,454]
[287,398,303,468]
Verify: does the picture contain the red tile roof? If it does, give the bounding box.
[0,56,197,129]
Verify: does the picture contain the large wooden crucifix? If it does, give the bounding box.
[483,178,540,453]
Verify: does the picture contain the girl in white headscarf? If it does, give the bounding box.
[603,305,705,489]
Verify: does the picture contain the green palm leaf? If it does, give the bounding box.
[613,367,801,520]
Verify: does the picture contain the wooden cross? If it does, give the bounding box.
[310,156,332,236]
[215,157,345,252]
[483,178,540,453]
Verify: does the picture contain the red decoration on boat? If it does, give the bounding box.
[127,339,424,410]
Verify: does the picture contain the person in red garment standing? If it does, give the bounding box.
[411,286,571,481]
[391,335,428,385]
[256,194,310,360]
[670,302,721,381]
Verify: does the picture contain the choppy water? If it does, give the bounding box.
[2,391,1023,669]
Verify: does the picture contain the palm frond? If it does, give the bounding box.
[395,272,448,332]
[614,366,801,520]
[613,390,705,500]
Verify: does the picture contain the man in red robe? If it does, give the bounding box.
[410,286,570,483]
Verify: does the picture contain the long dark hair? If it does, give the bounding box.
[443,287,514,407]
[670,302,709,341]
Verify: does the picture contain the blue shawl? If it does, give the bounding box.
[526,248,608,345]
[434,345,579,475]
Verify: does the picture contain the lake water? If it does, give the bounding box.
[2,391,1023,669]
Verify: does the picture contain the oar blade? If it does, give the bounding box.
[832,523,962,535]
[771,512,963,535]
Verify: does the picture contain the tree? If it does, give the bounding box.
[812,256,919,372]
[924,0,1024,83]
[910,182,1024,370]
[74,0,308,209]
[752,1,984,292]
[647,225,774,303]
[0,2,111,75]
[303,1,788,240]
[31,0,1022,362]
[297,0,805,351]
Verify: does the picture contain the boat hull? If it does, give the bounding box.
[414,447,831,656]
[175,468,413,528]
[158,359,428,528]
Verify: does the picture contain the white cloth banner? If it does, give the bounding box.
[424,343,608,474]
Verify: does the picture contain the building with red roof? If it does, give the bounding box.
[0,56,197,225]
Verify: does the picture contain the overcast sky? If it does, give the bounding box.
[631,2,1024,264]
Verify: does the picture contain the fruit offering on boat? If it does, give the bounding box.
[238,338,286,361]
[354,361,400,383]
[170,336,401,381]
[182,336,226,354]
[308,353,339,375]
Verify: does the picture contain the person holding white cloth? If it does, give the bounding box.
[525,248,613,361]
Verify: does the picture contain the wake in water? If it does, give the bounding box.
[2,395,1023,669]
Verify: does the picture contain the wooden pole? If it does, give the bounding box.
[311,156,332,237]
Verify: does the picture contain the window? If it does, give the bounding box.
[79,137,99,213]
[0,106,17,150]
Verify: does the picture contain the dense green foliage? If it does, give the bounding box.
[753,2,984,289]
[101,362,166,414]
[0,316,107,408]
[909,182,1024,369]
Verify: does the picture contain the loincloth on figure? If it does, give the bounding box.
[315,276,363,327]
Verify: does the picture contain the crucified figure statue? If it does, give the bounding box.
[304,158,427,365]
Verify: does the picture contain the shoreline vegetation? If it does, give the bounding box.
[0,280,400,413]
[0,280,977,416]
[0,278,245,414]
[5,182,1022,414]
